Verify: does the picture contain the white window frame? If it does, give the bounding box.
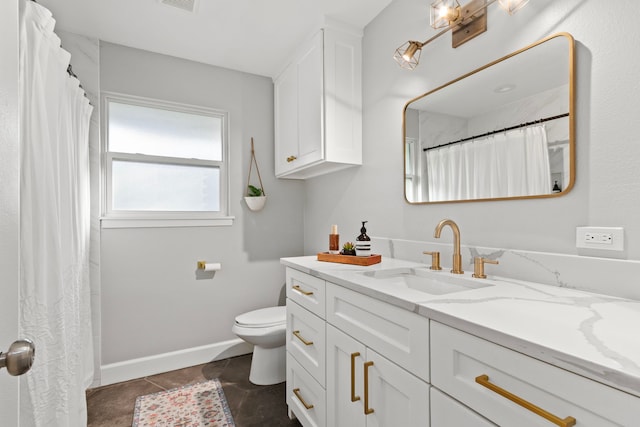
[100,92,233,228]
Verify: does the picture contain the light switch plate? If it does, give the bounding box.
[576,227,624,251]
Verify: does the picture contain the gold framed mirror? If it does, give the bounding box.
[403,32,575,204]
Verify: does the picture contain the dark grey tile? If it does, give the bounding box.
[232,384,302,427]
[87,354,300,427]
[87,379,162,427]
[145,363,208,390]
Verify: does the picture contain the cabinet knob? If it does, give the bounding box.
[286,155,297,163]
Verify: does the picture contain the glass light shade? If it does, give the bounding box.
[430,0,460,29]
[497,0,530,15]
[394,41,422,70]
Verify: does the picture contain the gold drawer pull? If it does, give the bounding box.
[364,361,374,415]
[286,155,297,163]
[292,285,313,296]
[475,375,576,427]
[293,330,313,346]
[351,352,361,402]
[293,387,314,410]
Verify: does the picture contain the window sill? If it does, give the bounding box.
[101,216,235,229]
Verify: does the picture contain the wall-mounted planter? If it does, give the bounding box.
[245,137,266,212]
[244,196,267,211]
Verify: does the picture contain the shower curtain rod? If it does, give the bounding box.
[422,112,569,152]
[29,0,89,100]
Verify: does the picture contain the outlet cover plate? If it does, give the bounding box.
[576,227,624,251]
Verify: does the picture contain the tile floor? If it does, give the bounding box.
[87,354,302,427]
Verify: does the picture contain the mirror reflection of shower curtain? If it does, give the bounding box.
[426,125,551,201]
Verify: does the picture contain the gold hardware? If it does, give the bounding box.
[286,155,297,163]
[293,330,313,346]
[197,261,206,269]
[395,0,531,70]
[292,285,313,296]
[293,388,314,410]
[473,257,499,278]
[364,361,374,415]
[434,219,463,274]
[452,0,488,48]
[423,251,442,270]
[350,352,361,402]
[475,375,576,427]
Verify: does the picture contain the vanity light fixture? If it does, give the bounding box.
[394,0,530,70]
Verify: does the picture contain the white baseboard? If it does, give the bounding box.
[99,338,253,386]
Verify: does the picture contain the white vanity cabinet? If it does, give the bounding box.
[283,258,640,427]
[430,321,640,427]
[285,268,431,427]
[274,25,362,179]
[430,388,496,426]
[326,282,430,427]
[286,268,327,427]
[326,325,430,427]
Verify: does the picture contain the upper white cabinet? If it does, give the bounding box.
[274,25,362,179]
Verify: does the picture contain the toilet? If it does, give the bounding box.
[232,306,286,385]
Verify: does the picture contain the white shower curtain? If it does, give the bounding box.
[19,2,94,425]
[426,125,551,201]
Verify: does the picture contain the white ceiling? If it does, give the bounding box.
[37,0,393,78]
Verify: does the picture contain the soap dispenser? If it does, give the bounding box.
[355,221,371,257]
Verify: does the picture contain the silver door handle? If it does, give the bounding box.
[0,339,35,376]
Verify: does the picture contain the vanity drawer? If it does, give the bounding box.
[430,321,640,427]
[287,352,326,427]
[287,299,326,386]
[431,387,496,426]
[326,282,430,382]
[286,268,326,318]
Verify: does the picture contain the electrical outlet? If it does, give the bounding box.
[576,227,624,251]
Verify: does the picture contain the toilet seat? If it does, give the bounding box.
[234,306,286,328]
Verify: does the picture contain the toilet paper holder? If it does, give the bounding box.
[197,261,221,271]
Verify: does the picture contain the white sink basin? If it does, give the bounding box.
[361,267,492,295]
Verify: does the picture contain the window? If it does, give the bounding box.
[102,93,231,227]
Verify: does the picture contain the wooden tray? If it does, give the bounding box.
[317,252,381,266]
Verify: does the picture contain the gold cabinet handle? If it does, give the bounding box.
[293,330,313,346]
[293,387,314,410]
[350,352,361,402]
[286,155,297,163]
[292,285,314,296]
[475,375,576,427]
[364,361,374,415]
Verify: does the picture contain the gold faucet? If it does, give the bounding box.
[422,251,442,270]
[434,219,463,274]
[473,257,499,279]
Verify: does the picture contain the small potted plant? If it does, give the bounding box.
[341,242,356,256]
[245,184,266,211]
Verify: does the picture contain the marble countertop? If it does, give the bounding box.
[281,256,640,398]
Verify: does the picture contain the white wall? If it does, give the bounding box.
[304,0,640,261]
[99,43,305,366]
[0,0,20,423]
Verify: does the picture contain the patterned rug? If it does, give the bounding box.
[132,379,235,426]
